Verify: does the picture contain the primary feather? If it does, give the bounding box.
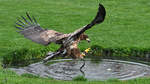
[15,13,70,45]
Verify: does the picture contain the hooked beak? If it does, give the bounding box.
[86,38,91,43]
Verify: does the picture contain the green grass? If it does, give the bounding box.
[1,0,150,83]
[21,73,40,78]
[73,75,87,81]
[1,0,150,57]
[1,68,150,84]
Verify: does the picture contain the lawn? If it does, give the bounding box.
[1,0,150,83]
[1,67,150,84]
[1,68,150,84]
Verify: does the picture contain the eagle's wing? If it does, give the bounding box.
[15,13,69,46]
[71,3,106,40]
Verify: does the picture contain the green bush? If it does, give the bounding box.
[89,45,150,62]
[3,44,150,68]
[2,47,51,67]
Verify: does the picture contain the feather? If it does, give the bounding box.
[26,12,33,23]
[21,16,31,25]
[70,3,106,39]
[17,18,26,25]
[14,3,106,46]
[32,16,37,24]
[15,25,23,30]
[16,22,24,27]
[91,3,106,25]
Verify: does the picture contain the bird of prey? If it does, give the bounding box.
[15,4,106,60]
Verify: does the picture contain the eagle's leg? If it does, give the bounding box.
[43,45,67,63]
[65,41,84,59]
[70,47,83,59]
[43,34,87,62]
[43,51,61,63]
[57,45,68,57]
[43,45,68,63]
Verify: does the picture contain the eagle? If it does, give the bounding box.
[15,4,106,62]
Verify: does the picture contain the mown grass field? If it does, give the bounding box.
[1,0,150,84]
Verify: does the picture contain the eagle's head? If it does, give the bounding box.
[79,33,90,43]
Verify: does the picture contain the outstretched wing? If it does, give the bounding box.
[71,3,106,40]
[15,13,68,45]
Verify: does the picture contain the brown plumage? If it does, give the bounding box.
[15,4,106,59]
[58,33,89,59]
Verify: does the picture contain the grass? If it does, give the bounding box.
[21,73,40,78]
[1,0,150,84]
[73,75,87,81]
[1,0,150,57]
[1,69,150,84]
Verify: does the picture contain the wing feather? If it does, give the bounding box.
[71,3,106,39]
[15,3,106,46]
[15,13,68,45]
